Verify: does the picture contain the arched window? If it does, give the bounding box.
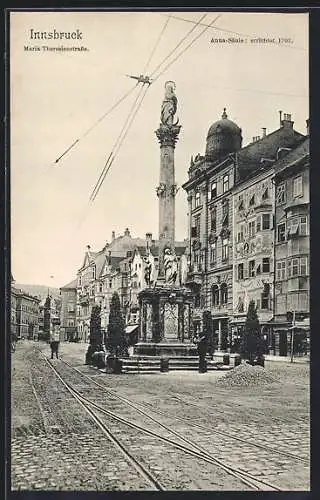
[221,283,228,305]
[212,285,219,307]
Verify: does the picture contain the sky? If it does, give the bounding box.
[10,11,309,288]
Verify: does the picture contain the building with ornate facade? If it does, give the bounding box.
[12,287,40,339]
[183,109,307,353]
[75,229,187,342]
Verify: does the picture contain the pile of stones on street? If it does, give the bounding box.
[215,363,278,388]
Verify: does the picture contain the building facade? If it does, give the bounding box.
[183,109,307,354]
[13,289,40,339]
[75,229,187,342]
[232,168,275,351]
[272,135,310,355]
[60,279,77,341]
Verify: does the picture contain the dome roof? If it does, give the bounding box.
[206,108,242,159]
[207,108,241,138]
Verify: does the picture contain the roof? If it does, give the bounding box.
[274,137,309,178]
[237,126,305,180]
[207,109,241,138]
[60,278,77,290]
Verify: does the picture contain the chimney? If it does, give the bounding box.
[111,231,115,240]
[146,232,152,242]
[124,228,130,237]
[252,136,261,143]
[306,118,309,135]
[126,250,132,258]
[281,112,294,128]
[262,127,267,137]
[87,245,91,250]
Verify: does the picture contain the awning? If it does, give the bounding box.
[125,324,139,335]
[289,319,310,330]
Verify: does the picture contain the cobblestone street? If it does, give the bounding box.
[11,341,310,491]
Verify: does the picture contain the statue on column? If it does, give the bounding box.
[161,81,178,126]
[164,248,178,285]
[144,249,153,287]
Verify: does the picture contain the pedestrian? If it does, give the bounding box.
[193,332,208,373]
[50,330,60,359]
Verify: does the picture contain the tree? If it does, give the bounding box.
[85,305,102,365]
[106,292,126,357]
[241,300,264,364]
[90,305,102,346]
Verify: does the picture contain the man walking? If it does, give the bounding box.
[50,330,60,359]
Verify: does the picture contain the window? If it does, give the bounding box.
[99,283,103,293]
[223,175,229,193]
[212,285,219,307]
[193,214,201,237]
[277,223,286,242]
[256,216,261,232]
[210,243,216,265]
[211,181,217,199]
[222,238,229,261]
[276,261,286,280]
[300,216,307,236]
[221,283,228,305]
[195,190,201,207]
[78,276,82,286]
[194,251,199,265]
[68,319,74,327]
[287,218,299,238]
[277,183,286,204]
[262,257,270,273]
[293,176,303,197]
[237,225,244,243]
[288,258,299,277]
[300,256,308,275]
[261,283,270,310]
[210,207,217,232]
[262,213,271,230]
[238,263,244,280]
[67,302,75,313]
[249,194,255,206]
[248,220,255,238]
[222,199,229,216]
[109,280,112,288]
[249,260,255,277]
[262,187,269,200]
[238,199,244,211]
[92,266,96,279]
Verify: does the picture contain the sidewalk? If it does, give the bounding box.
[265,354,309,364]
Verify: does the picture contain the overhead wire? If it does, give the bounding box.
[89,13,219,205]
[149,13,208,78]
[152,14,222,82]
[76,13,223,228]
[53,84,137,165]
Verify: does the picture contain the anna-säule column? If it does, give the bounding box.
[155,81,181,278]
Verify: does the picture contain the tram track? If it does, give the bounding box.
[59,357,309,466]
[44,357,281,491]
[34,350,290,491]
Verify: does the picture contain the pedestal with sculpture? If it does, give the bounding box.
[133,81,197,358]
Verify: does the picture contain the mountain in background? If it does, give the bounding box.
[14,284,61,302]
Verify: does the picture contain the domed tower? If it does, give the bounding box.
[205,108,242,161]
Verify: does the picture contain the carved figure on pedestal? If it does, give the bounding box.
[144,250,153,287]
[161,81,178,126]
[164,248,178,285]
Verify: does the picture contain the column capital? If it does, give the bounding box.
[155,123,181,148]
